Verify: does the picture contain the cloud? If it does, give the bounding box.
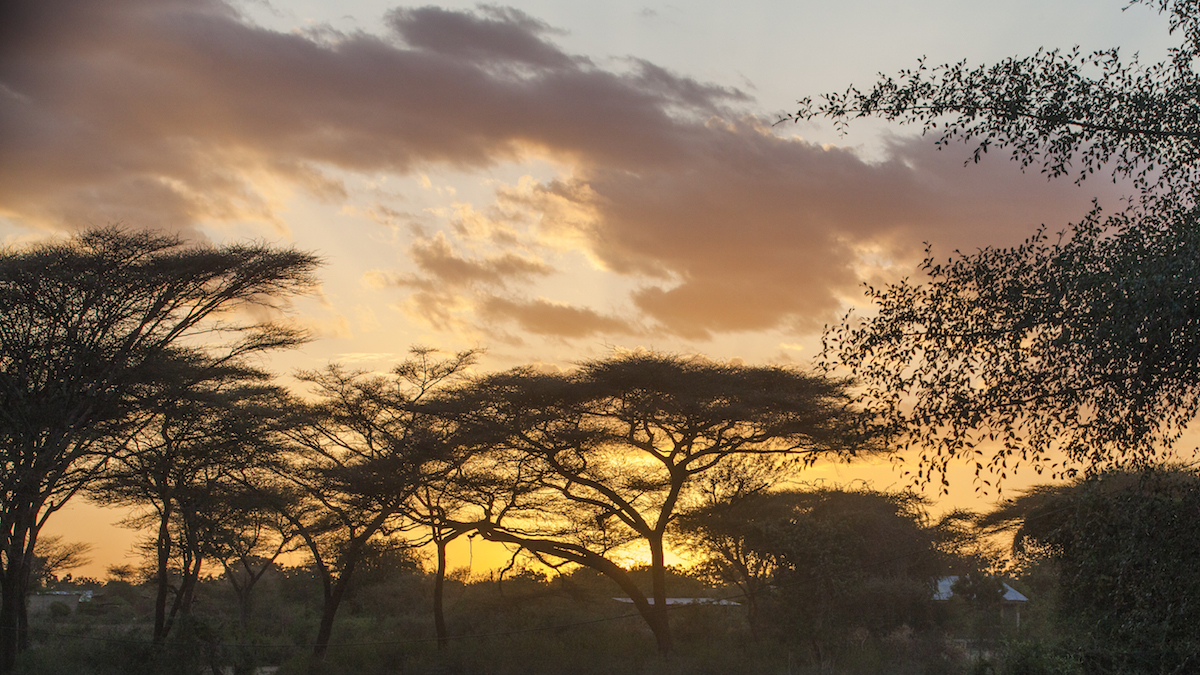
[0,0,1122,343]
[0,0,744,235]
[383,6,572,70]
[478,297,639,338]
[505,120,1118,338]
[409,232,553,287]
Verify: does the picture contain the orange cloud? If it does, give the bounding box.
[0,0,1125,342]
[478,297,639,338]
[500,122,1121,338]
[409,233,552,288]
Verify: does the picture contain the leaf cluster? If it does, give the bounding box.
[804,0,1200,487]
[979,467,1200,672]
[791,0,1200,201]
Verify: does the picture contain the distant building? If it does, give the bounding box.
[28,590,92,615]
[933,575,1028,627]
[613,597,740,606]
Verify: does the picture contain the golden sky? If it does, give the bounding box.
[0,0,1181,577]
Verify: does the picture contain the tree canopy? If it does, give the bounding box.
[797,0,1200,484]
[0,227,318,670]
[434,352,866,654]
[276,348,476,660]
[980,467,1200,672]
[675,487,949,649]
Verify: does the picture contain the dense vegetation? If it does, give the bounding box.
[15,1,1200,651]
[4,228,1200,675]
[16,500,1025,675]
[29,468,1200,675]
[802,0,1200,487]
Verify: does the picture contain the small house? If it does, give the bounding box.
[933,575,1028,627]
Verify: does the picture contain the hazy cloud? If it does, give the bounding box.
[0,0,1121,342]
[0,0,743,234]
[384,6,572,69]
[479,297,640,338]
[409,232,553,287]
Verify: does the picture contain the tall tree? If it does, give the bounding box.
[0,227,317,670]
[670,454,782,634]
[91,361,289,644]
[276,348,476,662]
[677,488,949,657]
[796,0,1200,485]
[205,488,299,635]
[405,469,475,650]
[979,468,1200,672]
[437,352,865,655]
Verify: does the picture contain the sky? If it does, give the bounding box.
[0,0,1183,577]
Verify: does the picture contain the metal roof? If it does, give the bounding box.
[613,597,741,606]
[933,576,1028,602]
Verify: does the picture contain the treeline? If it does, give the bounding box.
[18,491,1013,675]
[0,228,872,667]
[5,230,1200,675]
[31,468,1200,675]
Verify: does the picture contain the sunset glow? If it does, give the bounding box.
[1,0,1178,581]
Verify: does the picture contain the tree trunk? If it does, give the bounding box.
[0,562,22,674]
[744,586,762,637]
[648,536,673,656]
[312,558,357,662]
[433,538,448,650]
[0,517,34,673]
[15,595,26,654]
[164,553,202,639]
[15,532,33,652]
[153,505,173,645]
[311,588,344,662]
[233,579,252,632]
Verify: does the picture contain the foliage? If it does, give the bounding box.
[797,0,1200,485]
[697,489,946,665]
[677,487,1029,670]
[275,347,477,660]
[672,487,785,632]
[11,562,971,675]
[434,352,866,654]
[795,2,1200,197]
[0,227,317,671]
[90,359,291,644]
[28,536,92,587]
[981,467,1200,673]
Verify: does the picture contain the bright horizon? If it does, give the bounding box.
[2,0,1186,579]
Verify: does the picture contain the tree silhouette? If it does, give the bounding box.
[798,0,1200,485]
[91,358,289,644]
[0,228,317,670]
[980,468,1200,671]
[436,352,865,655]
[276,348,476,661]
[679,488,946,661]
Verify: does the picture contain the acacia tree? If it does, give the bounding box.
[677,489,955,647]
[91,361,289,644]
[979,468,1200,671]
[673,489,794,635]
[276,348,476,661]
[0,228,317,670]
[28,536,92,587]
[205,488,299,634]
[679,489,946,664]
[436,352,865,655]
[405,472,475,650]
[796,0,1200,485]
